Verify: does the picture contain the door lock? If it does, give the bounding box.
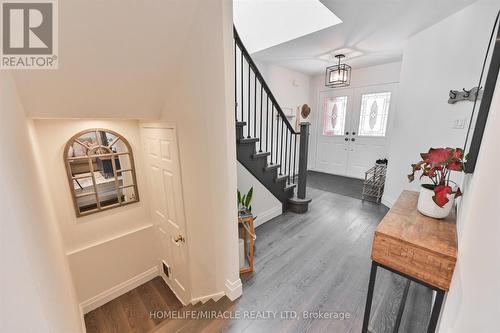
[173,234,185,243]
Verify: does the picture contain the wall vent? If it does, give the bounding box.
[162,261,171,278]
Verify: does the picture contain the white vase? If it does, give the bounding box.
[417,185,454,219]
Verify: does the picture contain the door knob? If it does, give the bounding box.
[352,132,356,135]
[345,131,349,135]
[351,138,355,141]
[174,234,185,243]
[344,137,348,141]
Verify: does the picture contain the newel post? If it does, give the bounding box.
[297,122,310,199]
[289,122,312,213]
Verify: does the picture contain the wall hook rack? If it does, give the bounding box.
[448,86,483,104]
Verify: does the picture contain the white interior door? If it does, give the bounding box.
[346,84,396,178]
[142,125,190,304]
[315,89,353,175]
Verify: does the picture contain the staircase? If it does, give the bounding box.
[233,27,311,212]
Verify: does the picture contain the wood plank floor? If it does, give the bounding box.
[85,186,432,333]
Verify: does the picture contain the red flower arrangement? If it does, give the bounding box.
[408,148,465,207]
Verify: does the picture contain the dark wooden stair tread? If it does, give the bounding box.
[275,174,289,182]
[252,151,270,159]
[264,164,280,171]
[238,137,259,144]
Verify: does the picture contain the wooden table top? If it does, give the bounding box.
[372,190,457,290]
[376,191,457,260]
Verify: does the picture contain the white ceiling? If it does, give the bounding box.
[12,0,197,119]
[234,0,342,53]
[251,0,479,75]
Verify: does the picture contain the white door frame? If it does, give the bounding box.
[140,121,191,305]
[313,83,398,179]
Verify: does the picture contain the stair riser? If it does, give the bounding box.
[236,126,245,140]
[237,142,292,203]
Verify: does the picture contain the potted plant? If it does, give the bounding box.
[408,147,464,218]
[237,187,253,216]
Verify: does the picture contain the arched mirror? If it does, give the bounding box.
[64,129,139,216]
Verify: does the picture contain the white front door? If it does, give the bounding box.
[315,84,396,179]
[346,84,396,178]
[142,125,190,304]
[315,88,353,175]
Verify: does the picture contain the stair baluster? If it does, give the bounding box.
[234,26,311,212]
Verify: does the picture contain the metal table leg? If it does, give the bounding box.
[362,261,446,333]
[362,261,378,333]
[427,289,445,333]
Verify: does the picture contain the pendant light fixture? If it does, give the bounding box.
[325,54,351,88]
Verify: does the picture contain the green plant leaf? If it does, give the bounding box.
[245,187,253,208]
[237,190,241,205]
[241,194,246,207]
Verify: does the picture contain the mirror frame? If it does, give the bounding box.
[465,13,500,173]
[63,128,140,217]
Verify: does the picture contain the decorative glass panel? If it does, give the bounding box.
[322,96,347,136]
[358,92,391,137]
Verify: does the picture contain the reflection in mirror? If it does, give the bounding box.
[64,129,139,216]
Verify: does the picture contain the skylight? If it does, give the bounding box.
[233,0,342,54]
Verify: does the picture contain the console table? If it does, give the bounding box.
[362,190,457,333]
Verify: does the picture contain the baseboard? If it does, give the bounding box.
[80,266,159,314]
[254,204,282,228]
[190,291,225,305]
[79,304,87,333]
[224,278,242,301]
[381,195,396,208]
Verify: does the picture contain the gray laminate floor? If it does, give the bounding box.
[87,185,432,333]
[307,170,365,200]
[152,186,432,333]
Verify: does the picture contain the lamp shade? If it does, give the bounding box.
[325,55,351,88]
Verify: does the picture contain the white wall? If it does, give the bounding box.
[257,61,312,114]
[309,61,402,169]
[0,71,82,332]
[383,0,500,206]
[160,0,242,301]
[32,119,157,304]
[438,71,500,333]
[237,162,282,228]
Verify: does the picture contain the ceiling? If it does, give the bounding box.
[12,0,198,119]
[234,0,342,53]
[252,0,479,75]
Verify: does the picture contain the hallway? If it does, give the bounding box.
[85,185,432,333]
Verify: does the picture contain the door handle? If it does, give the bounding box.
[351,138,355,141]
[173,234,185,243]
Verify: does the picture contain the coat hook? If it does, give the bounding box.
[448,86,482,104]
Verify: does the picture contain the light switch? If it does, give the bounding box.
[452,117,466,129]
